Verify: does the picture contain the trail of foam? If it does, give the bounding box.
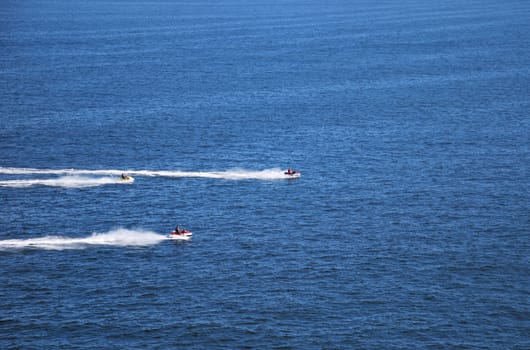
[0,175,132,188]
[0,167,124,176]
[0,167,298,180]
[0,228,168,251]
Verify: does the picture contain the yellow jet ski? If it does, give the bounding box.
[119,174,134,183]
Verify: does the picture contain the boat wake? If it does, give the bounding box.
[0,175,132,188]
[0,228,168,251]
[0,167,295,181]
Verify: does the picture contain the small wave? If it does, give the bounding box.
[0,175,131,188]
[0,228,167,251]
[0,167,297,180]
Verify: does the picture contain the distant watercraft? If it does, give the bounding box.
[119,175,134,183]
[167,228,192,239]
[284,169,301,178]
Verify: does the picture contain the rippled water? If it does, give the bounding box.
[1,0,529,348]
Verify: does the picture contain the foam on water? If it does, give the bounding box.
[0,228,168,250]
[0,167,297,180]
[0,175,132,188]
[0,167,126,176]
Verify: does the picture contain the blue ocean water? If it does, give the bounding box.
[1,0,529,348]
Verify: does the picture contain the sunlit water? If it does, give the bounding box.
[1,0,529,348]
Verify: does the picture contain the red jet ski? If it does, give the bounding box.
[167,227,192,239]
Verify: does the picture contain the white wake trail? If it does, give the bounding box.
[133,168,291,180]
[0,175,131,188]
[0,228,168,251]
[0,167,124,176]
[0,167,297,180]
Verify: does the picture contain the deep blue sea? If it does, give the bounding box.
[1,0,529,348]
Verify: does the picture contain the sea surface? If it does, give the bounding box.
[1,0,529,348]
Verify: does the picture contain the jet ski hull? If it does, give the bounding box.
[119,176,134,183]
[284,172,301,178]
[167,230,192,240]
